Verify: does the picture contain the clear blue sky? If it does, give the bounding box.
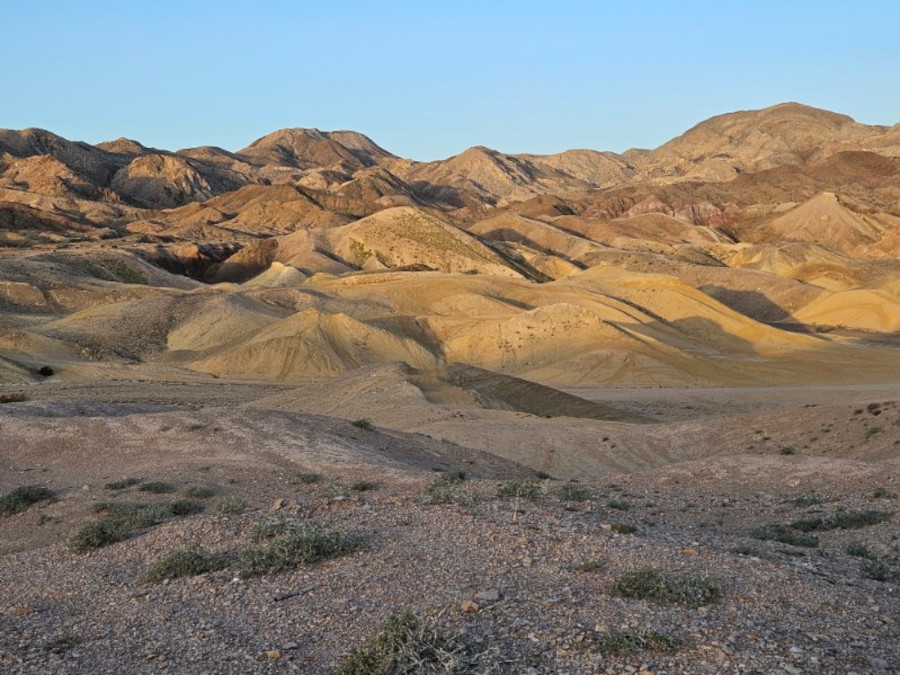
[3,1,899,160]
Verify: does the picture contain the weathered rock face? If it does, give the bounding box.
[147,242,242,279]
[111,155,215,208]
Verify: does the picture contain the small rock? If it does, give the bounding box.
[475,589,500,602]
[522,556,533,567]
[683,549,699,556]
[460,600,479,613]
[271,498,286,512]
[265,650,281,660]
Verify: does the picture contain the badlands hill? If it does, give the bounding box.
[1,102,899,390]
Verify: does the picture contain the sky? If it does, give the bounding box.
[3,1,899,160]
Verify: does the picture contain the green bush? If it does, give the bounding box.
[790,510,890,532]
[69,519,127,553]
[591,627,686,655]
[331,610,497,675]
[351,418,374,431]
[43,634,81,653]
[421,473,472,506]
[607,499,632,511]
[296,473,323,484]
[184,486,216,499]
[845,543,876,559]
[0,485,54,516]
[351,480,378,492]
[146,548,232,583]
[497,479,540,499]
[860,558,898,582]
[749,524,819,548]
[610,567,721,607]
[138,481,176,494]
[214,496,251,515]
[104,477,142,491]
[234,527,366,579]
[556,484,591,502]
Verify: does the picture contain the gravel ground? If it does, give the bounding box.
[1,465,898,674]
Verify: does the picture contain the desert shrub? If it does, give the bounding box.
[845,543,876,559]
[791,493,824,507]
[184,486,216,499]
[860,558,898,582]
[324,485,352,500]
[779,446,796,456]
[145,547,232,583]
[590,627,686,655]
[43,634,81,653]
[168,499,204,516]
[73,500,205,554]
[607,499,632,511]
[138,481,176,494]
[69,519,127,553]
[610,567,721,607]
[556,484,591,502]
[92,501,199,528]
[351,480,378,492]
[573,560,606,574]
[296,472,323,484]
[749,524,819,548]
[331,610,497,675]
[38,366,54,377]
[790,510,890,532]
[610,523,637,534]
[0,392,28,404]
[104,477,142,491]
[0,485,54,516]
[250,514,303,542]
[731,543,760,556]
[872,487,896,499]
[351,418,374,431]
[421,473,472,506]
[214,496,250,515]
[233,526,366,578]
[497,479,540,499]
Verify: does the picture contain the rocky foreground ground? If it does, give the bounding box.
[1,452,898,674]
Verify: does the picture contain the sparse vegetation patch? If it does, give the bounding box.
[104,477,142,491]
[331,610,497,675]
[145,547,232,583]
[0,485,54,516]
[138,481,176,494]
[590,627,687,655]
[233,526,366,578]
[790,509,890,532]
[556,483,591,502]
[421,473,472,506]
[497,478,540,499]
[610,567,722,607]
[749,523,819,548]
[214,496,251,515]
